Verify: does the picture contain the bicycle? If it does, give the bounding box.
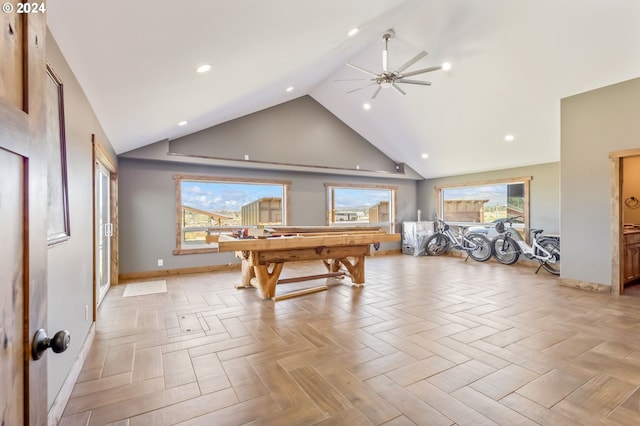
[490,216,560,275]
[424,216,493,262]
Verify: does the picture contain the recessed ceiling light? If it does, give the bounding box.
[363,103,371,110]
[348,28,359,37]
[286,86,294,92]
[505,134,515,142]
[442,62,452,71]
[421,153,429,159]
[196,64,211,74]
[178,120,188,126]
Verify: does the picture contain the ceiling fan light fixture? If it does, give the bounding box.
[442,62,452,71]
[348,28,359,37]
[341,29,444,99]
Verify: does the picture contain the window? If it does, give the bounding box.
[325,183,397,232]
[436,177,530,237]
[174,175,290,254]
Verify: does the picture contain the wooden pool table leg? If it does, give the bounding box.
[253,263,284,299]
[322,257,365,286]
[236,259,255,289]
[336,256,365,286]
[322,259,343,273]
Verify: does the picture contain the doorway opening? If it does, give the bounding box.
[93,136,118,309]
[611,148,640,296]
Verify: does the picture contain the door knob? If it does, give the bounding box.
[31,329,71,360]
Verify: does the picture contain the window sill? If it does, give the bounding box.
[173,247,219,255]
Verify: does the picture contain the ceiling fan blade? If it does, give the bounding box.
[396,79,432,86]
[395,51,427,73]
[346,83,377,94]
[346,63,378,78]
[371,86,383,99]
[400,65,442,78]
[392,83,406,96]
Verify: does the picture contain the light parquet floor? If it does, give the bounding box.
[59,255,640,425]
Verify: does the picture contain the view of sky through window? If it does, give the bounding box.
[442,184,507,206]
[331,188,390,209]
[441,182,525,223]
[181,181,283,213]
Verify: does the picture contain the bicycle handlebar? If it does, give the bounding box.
[494,215,522,225]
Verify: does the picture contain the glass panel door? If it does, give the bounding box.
[96,162,111,305]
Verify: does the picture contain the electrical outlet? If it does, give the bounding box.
[84,305,89,321]
[157,259,164,267]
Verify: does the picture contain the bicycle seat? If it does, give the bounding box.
[530,228,544,236]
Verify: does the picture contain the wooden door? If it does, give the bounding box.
[0,5,49,425]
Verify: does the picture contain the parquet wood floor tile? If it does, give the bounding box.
[59,255,640,425]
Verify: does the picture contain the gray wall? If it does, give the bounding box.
[118,158,417,274]
[46,32,118,407]
[417,162,560,234]
[167,96,402,174]
[119,96,422,275]
[561,77,640,286]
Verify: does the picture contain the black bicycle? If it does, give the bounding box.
[424,216,493,262]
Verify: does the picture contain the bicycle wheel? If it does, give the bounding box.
[491,236,520,264]
[536,238,560,275]
[425,233,449,256]
[464,233,492,262]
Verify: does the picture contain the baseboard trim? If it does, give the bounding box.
[370,248,402,257]
[559,278,612,293]
[119,263,241,282]
[119,251,402,282]
[48,322,96,426]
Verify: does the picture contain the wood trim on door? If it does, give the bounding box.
[609,150,625,295]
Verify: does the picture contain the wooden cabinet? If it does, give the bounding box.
[624,231,640,283]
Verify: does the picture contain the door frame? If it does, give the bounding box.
[610,148,640,295]
[92,135,118,316]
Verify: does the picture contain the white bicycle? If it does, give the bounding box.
[490,216,560,275]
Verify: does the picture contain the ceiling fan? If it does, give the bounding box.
[341,29,447,99]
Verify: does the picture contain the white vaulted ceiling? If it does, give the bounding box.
[47,0,640,179]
